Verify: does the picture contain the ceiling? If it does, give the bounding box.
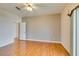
[0,3,67,17]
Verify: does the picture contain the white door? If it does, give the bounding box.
[20,22,26,40]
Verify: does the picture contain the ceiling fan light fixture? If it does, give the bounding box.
[24,3,33,7]
[26,7,32,11]
[16,3,37,11]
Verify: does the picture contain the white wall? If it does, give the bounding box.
[0,8,21,47]
[22,14,61,41]
[61,3,79,52]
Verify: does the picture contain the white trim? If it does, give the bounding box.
[20,39,62,43]
[0,40,14,48]
[61,42,70,53]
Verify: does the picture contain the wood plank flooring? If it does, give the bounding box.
[0,39,70,56]
[0,43,14,56]
[15,40,70,56]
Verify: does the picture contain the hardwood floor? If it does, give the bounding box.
[0,39,70,56]
[0,43,14,56]
[15,39,69,56]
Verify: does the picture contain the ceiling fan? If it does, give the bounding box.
[16,3,37,11]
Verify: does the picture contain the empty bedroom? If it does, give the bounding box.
[0,3,79,56]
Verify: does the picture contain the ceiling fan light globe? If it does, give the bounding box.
[26,7,32,11]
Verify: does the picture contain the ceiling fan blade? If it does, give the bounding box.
[16,6,21,11]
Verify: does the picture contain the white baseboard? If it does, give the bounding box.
[61,42,70,53]
[0,41,14,48]
[20,39,62,43]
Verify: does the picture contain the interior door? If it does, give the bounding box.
[20,22,26,40]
